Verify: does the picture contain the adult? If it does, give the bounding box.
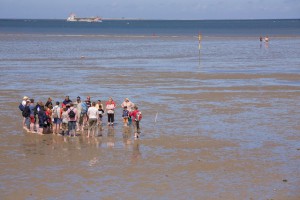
[29,99,36,132]
[80,100,89,131]
[105,97,116,126]
[121,98,135,125]
[85,96,91,108]
[121,98,134,112]
[34,101,43,124]
[74,96,82,132]
[62,96,72,107]
[19,96,28,127]
[22,100,31,130]
[21,96,28,108]
[45,105,53,134]
[67,103,77,137]
[52,101,61,134]
[45,97,53,108]
[37,103,47,135]
[87,102,99,137]
[264,36,269,43]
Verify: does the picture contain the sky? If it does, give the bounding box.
[0,0,299,20]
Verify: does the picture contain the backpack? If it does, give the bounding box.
[19,103,24,111]
[69,108,75,118]
[135,111,142,121]
[81,102,88,114]
[52,107,58,118]
[22,106,30,117]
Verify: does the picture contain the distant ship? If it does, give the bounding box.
[67,13,102,22]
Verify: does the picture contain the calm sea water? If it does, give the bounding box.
[0,19,300,199]
[1,19,300,36]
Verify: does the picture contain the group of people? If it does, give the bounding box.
[260,35,269,43]
[19,96,142,138]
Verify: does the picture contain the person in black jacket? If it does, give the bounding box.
[22,100,31,130]
[37,103,47,135]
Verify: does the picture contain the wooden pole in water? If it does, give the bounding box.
[198,33,202,66]
[154,112,158,123]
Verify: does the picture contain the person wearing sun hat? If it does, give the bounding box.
[121,98,135,125]
[21,96,29,127]
[121,98,134,112]
[22,96,29,107]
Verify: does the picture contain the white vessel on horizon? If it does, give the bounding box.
[67,13,102,22]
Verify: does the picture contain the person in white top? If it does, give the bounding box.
[74,96,82,132]
[52,101,61,134]
[87,102,99,137]
[121,98,134,112]
[105,97,116,126]
[121,98,134,125]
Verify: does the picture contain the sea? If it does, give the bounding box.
[0,19,300,199]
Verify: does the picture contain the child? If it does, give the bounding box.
[98,104,104,126]
[130,105,142,138]
[61,107,68,136]
[122,106,129,127]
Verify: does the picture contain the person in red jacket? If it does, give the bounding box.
[130,105,142,138]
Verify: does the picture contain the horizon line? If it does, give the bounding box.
[0,17,299,21]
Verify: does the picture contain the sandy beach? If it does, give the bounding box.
[1,68,300,199]
[0,24,300,199]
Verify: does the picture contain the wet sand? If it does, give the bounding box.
[0,67,299,199]
[1,31,300,199]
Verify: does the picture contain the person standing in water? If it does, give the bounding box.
[87,102,99,137]
[52,101,61,134]
[105,97,116,126]
[130,105,142,138]
[264,36,269,43]
[121,98,134,125]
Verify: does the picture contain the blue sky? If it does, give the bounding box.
[0,0,299,19]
